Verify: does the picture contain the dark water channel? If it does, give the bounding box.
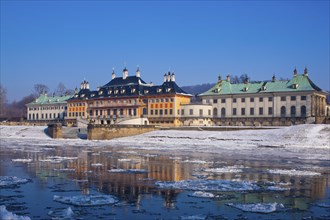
[0,144,329,220]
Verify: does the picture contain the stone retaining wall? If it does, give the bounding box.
[47,123,63,139]
[87,124,157,140]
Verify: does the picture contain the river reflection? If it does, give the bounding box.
[1,144,329,219]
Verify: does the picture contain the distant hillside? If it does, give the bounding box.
[181,83,215,96]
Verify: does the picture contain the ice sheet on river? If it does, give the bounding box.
[226,202,284,213]
[0,205,31,220]
[53,195,118,206]
[0,176,30,187]
[155,179,260,191]
[267,169,321,176]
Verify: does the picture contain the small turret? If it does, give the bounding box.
[218,75,222,82]
[136,65,140,77]
[112,68,116,79]
[164,73,167,82]
[123,67,128,80]
[226,75,230,82]
[170,72,175,82]
[304,67,308,76]
[167,72,171,82]
[293,67,298,77]
[272,74,276,82]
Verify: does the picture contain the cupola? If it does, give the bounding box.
[112,68,116,79]
[304,67,308,76]
[170,72,175,82]
[293,67,298,77]
[123,67,128,80]
[136,66,140,77]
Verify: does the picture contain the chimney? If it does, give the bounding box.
[218,75,222,83]
[171,72,175,82]
[80,82,83,90]
[136,66,140,77]
[226,75,230,82]
[86,81,90,90]
[123,67,128,80]
[164,73,167,82]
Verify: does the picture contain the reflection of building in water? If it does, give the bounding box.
[17,149,329,210]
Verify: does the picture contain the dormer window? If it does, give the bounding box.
[131,88,136,93]
[108,90,112,95]
[261,86,266,91]
[91,94,95,97]
[157,88,162,93]
[144,90,149,94]
[243,87,248,92]
[99,91,103,95]
[166,88,171,92]
[75,94,78,98]
[114,89,118,94]
[121,89,125,94]
[292,83,299,89]
[80,94,85,98]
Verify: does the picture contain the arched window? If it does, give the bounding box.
[280,106,286,117]
[301,106,306,117]
[221,107,226,117]
[290,106,296,117]
[213,108,218,117]
[32,114,35,120]
[36,113,39,120]
[29,114,31,120]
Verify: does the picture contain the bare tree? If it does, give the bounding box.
[34,84,49,97]
[0,84,7,118]
[55,83,67,96]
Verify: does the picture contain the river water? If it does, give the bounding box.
[1,142,329,220]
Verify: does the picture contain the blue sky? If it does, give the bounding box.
[1,1,329,101]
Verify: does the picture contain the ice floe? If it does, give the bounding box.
[0,205,31,220]
[39,156,78,163]
[155,179,260,191]
[91,163,103,167]
[0,176,30,187]
[53,168,75,172]
[11,159,33,163]
[53,195,118,206]
[226,202,284,213]
[267,169,321,176]
[182,160,213,164]
[188,191,215,198]
[47,207,76,219]
[180,215,206,220]
[108,169,147,174]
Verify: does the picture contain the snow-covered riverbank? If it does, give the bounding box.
[1,124,329,160]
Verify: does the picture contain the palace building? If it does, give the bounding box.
[26,93,72,122]
[195,67,328,126]
[66,67,192,126]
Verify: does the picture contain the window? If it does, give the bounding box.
[221,99,226,103]
[241,98,245,103]
[170,109,173,115]
[221,108,226,117]
[259,97,263,102]
[268,107,273,115]
[250,98,254,102]
[213,108,218,116]
[290,106,296,117]
[281,96,286,101]
[241,108,246,115]
[291,96,296,101]
[160,109,163,115]
[95,110,98,116]
[280,106,286,117]
[250,108,254,115]
[181,109,184,115]
[165,109,168,115]
[208,109,211,116]
[155,110,158,115]
[233,108,237,116]
[90,110,93,116]
[268,97,273,101]
[100,110,103,116]
[301,96,307,101]
[259,107,263,115]
[189,109,193,115]
[177,109,180,115]
[107,109,111,115]
[150,110,153,115]
[233,98,237,103]
[213,99,218,104]
[301,106,306,117]
[199,109,203,116]
[143,108,147,115]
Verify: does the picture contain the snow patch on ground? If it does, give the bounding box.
[53,195,118,206]
[267,169,321,176]
[0,206,31,220]
[226,202,283,213]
